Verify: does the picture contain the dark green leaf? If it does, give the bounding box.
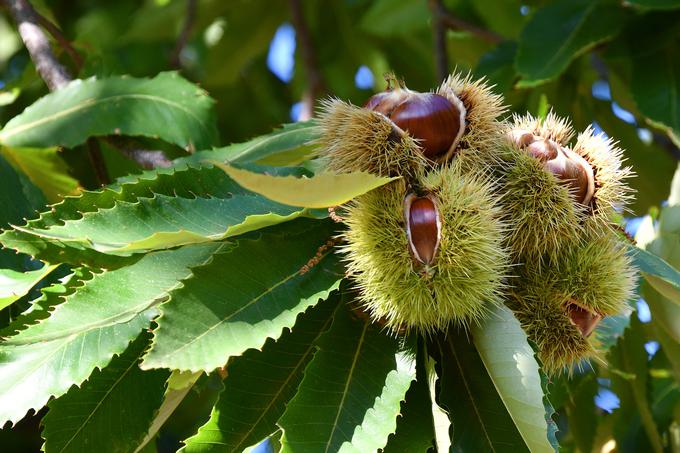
[181,296,338,452]
[279,303,415,452]
[431,328,529,453]
[0,72,218,151]
[516,0,627,84]
[631,45,680,147]
[0,243,220,425]
[142,220,343,372]
[609,316,664,453]
[41,333,170,453]
[629,245,680,307]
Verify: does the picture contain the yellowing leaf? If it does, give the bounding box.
[214,163,398,208]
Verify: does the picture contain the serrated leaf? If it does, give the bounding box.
[41,333,170,453]
[0,264,57,310]
[609,316,664,453]
[0,243,220,425]
[182,121,320,168]
[383,343,435,453]
[431,327,528,452]
[630,245,680,307]
[279,303,415,453]
[0,72,217,151]
[472,304,557,452]
[15,190,305,255]
[214,163,397,208]
[0,165,298,265]
[515,0,627,84]
[181,296,338,453]
[631,45,680,147]
[142,220,342,372]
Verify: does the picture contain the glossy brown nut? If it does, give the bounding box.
[365,90,463,159]
[565,300,602,338]
[404,193,441,265]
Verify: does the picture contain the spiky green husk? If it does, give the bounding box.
[509,112,575,145]
[508,228,636,374]
[572,127,634,222]
[499,139,584,263]
[341,162,508,334]
[318,98,428,178]
[436,72,507,171]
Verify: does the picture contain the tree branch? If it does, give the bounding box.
[33,9,83,73]
[104,137,173,169]
[431,1,503,45]
[288,0,324,120]
[429,0,449,83]
[170,0,197,69]
[4,0,71,90]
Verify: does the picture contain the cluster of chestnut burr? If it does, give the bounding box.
[320,72,635,373]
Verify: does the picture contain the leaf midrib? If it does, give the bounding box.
[0,94,209,143]
[447,336,496,452]
[55,349,144,453]
[324,321,369,453]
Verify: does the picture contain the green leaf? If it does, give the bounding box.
[431,328,528,452]
[626,0,680,9]
[181,296,338,452]
[515,0,627,85]
[0,243,220,425]
[471,304,557,452]
[41,333,170,453]
[142,220,343,372]
[14,187,305,255]
[359,0,429,37]
[214,163,397,208]
[0,72,218,151]
[279,303,415,453]
[629,245,680,307]
[0,165,301,265]
[0,146,80,203]
[182,121,320,168]
[0,264,57,310]
[609,316,664,453]
[631,45,680,147]
[135,370,203,453]
[383,344,435,453]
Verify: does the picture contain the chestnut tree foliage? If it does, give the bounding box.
[0,0,679,452]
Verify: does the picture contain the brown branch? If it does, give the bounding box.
[429,0,449,83]
[104,136,173,169]
[432,2,503,45]
[86,138,110,185]
[4,0,71,90]
[170,0,197,69]
[28,9,83,73]
[288,0,325,120]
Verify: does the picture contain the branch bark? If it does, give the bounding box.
[170,0,197,69]
[429,0,449,83]
[34,9,83,73]
[4,0,71,90]
[430,1,503,46]
[288,0,324,120]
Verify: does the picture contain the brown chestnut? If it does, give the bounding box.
[404,193,441,265]
[565,299,602,338]
[509,132,595,205]
[365,85,465,160]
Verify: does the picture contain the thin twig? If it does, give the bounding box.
[86,138,110,185]
[432,2,503,45]
[429,0,449,83]
[104,136,173,169]
[4,0,71,90]
[170,0,197,69]
[288,0,324,120]
[33,10,83,73]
